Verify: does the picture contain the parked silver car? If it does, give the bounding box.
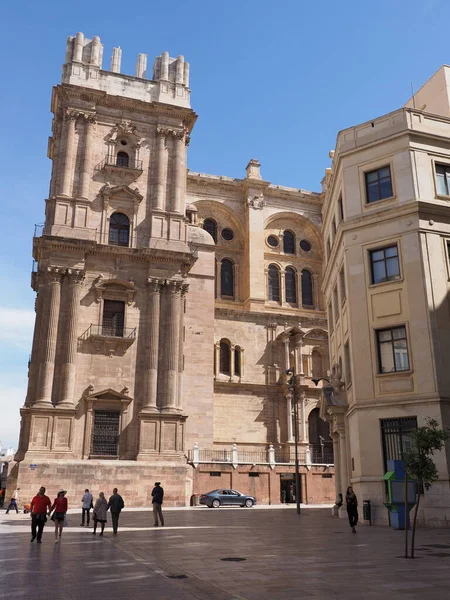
[199,489,257,508]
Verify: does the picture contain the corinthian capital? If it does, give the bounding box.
[66,269,85,285]
[147,277,163,293]
[44,266,64,284]
[156,126,169,138]
[165,279,183,294]
[65,109,80,122]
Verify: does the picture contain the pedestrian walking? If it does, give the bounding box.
[151,482,164,527]
[50,489,68,543]
[346,486,358,533]
[5,496,18,514]
[80,488,93,526]
[30,486,51,543]
[92,492,108,536]
[0,488,4,508]
[107,488,124,535]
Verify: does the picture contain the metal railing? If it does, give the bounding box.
[81,324,137,340]
[237,451,269,464]
[95,155,143,171]
[196,449,232,463]
[310,442,334,465]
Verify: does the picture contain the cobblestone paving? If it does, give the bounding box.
[1,507,450,599]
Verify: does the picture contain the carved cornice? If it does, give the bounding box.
[94,277,138,306]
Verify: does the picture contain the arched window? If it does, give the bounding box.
[109,213,130,247]
[203,219,217,243]
[308,408,333,463]
[311,350,322,378]
[268,264,281,302]
[285,267,297,304]
[283,230,295,254]
[221,259,234,297]
[220,340,231,375]
[116,151,129,167]
[301,269,313,307]
[234,346,241,377]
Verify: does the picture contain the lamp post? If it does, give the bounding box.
[286,367,301,515]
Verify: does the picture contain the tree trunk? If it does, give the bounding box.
[410,488,421,559]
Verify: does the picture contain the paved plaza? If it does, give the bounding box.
[1,506,450,599]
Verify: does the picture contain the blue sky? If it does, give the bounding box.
[0,0,448,448]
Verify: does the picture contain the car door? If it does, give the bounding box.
[221,490,233,505]
[229,490,242,505]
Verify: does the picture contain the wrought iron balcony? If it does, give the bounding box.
[80,325,136,356]
[95,155,143,173]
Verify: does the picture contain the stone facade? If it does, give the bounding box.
[321,66,450,526]
[10,32,334,506]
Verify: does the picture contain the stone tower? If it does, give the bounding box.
[14,33,216,504]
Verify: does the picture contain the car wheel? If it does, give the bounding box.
[212,499,220,508]
[245,499,253,508]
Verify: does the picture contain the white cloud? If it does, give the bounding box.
[0,385,24,450]
[0,307,34,349]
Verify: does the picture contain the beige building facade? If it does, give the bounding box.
[322,66,450,526]
[10,33,335,506]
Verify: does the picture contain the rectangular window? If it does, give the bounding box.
[102,300,125,337]
[249,472,260,478]
[209,472,221,477]
[344,342,352,385]
[380,417,417,472]
[376,326,409,373]
[365,166,393,203]
[339,267,346,304]
[436,164,450,196]
[338,196,344,222]
[92,410,120,456]
[370,245,400,284]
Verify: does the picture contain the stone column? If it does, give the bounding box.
[281,332,290,372]
[171,130,185,213]
[142,278,162,411]
[214,342,220,378]
[25,276,45,407]
[240,348,245,379]
[177,283,189,409]
[58,269,84,407]
[313,274,320,310]
[300,392,307,442]
[286,392,293,442]
[79,114,95,200]
[35,268,63,407]
[280,270,286,305]
[160,280,182,411]
[339,430,349,492]
[230,345,236,378]
[61,110,78,197]
[155,127,167,211]
[332,433,341,496]
[294,334,304,376]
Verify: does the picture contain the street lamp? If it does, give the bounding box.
[285,367,301,515]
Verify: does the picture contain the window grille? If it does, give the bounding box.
[301,270,313,306]
[92,410,120,456]
[116,151,129,167]
[268,264,280,301]
[220,259,234,297]
[285,267,297,303]
[102,300,125,337]
[380,417,417,471]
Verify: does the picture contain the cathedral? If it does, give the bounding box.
[10,32,334,506]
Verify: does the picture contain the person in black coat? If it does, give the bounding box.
[151,482,164,527]
[345,486,358,533]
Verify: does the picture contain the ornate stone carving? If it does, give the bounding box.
[65,109,80,121]
[147,277,163,293]
[66,269,85,285]
[107,120,141,147]
[94,278,138,306]
[247,194,265,210]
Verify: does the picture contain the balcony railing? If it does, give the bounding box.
[81,324,137,341]
[95,155,143,172]
[187,443,333,468]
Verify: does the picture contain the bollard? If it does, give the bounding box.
[363,499,372,525]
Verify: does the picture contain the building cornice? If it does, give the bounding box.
[53,84,198,131]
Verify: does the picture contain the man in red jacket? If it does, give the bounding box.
[30,486,51,543]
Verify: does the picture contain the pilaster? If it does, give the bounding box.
[141,278,163,413]
[60,110,79,197]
